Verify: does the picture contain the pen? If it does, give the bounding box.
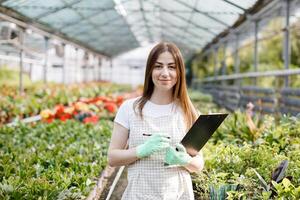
[143,133,171,139]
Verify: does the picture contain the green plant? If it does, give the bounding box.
[209,184,238,200]
[272,178,300,199]
[0,120,112,199]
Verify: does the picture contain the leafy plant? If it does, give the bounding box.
[0,120,112,199]
[209,184,238,200]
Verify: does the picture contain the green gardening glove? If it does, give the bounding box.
[136,134,170,158]
[164,143,192,166]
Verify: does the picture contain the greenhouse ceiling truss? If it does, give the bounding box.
[0,0,266,57]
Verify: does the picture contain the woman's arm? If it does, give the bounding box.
[184,150,204,173]
[107,122,139,167]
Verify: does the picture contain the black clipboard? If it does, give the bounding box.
[181,113,228,156]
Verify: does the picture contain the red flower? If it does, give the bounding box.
[83,115,99,124]
[54,105,65,117]
[116,96,124,106]
[46,118,54,123]
[59,113,72,122]
[104,102,117,113]
[85,97,100,104]
[99,96,110,102]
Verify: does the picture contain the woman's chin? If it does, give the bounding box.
[157,85,173,91]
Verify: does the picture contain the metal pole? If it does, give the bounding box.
[283,0,290,87]
[93,54,96,82]
[19,28,24,95]
[75,48,78,83]
[83,52,87,83]
[62,43,66,84]
[43,36,49,84]
[105,166,125,200]
[29,63,32,80]
[234,33,240,86]
[98,57,102,81]
[253,20,259,85]
[222,41,227,85]
[110,59,113,82]
[213,46,218,79]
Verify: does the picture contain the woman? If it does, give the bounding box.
[108,42,204,200]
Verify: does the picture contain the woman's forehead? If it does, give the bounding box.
[156,51,175,63]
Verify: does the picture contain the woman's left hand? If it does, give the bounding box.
[164,143,192,166]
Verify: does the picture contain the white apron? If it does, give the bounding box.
[121,108,194,200]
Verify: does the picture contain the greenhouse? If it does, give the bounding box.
[0,0,299,199]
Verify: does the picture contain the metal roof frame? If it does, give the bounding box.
[0,0,260,57]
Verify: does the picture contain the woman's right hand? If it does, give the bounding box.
[136,134,170,158]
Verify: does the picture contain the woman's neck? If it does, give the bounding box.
[150,89,173,105]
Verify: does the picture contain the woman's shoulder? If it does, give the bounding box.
[120,96,141,111]
[123,96,141,105]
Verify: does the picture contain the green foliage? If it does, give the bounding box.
[0,66,32,87]
[0,120,112,199]
[188,90,227,114]
[209,184,238,200]
[191,101,300,199]
[272,178,300,199]
[192,17,300,88]
[188,90,213,103]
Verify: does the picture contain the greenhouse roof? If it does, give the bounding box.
[0,0,260,57]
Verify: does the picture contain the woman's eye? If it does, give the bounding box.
[155,65,162,68]
[169,66,176,69]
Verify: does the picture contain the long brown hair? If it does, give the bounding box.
[134,42,198,129]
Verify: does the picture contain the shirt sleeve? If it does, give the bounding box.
[114,100,130,129]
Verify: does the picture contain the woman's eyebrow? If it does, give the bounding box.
[155,61,175,65]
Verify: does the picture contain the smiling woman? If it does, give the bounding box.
[108,42,204,200]
[152,51,178,91]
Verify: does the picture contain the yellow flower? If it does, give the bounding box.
[64,107,75,114]
[74,102,89,112]
[40,109,53,119]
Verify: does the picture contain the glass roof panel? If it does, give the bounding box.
[40,8,81,29]
[0,0,259,56]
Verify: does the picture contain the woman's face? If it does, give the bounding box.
[152,51,177,92]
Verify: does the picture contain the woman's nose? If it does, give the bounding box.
[161,66,169,77]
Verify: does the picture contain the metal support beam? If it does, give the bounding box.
[132,20,205,42]
[138,0,153,42]
[62,43,66,84]
[19,28,24,95]
[93,54,97,81]
[43,36,49,84]
[204,0,281,53]
[283,0,290,87]
[161,32,199,51]
[0,9,109,57]
[174,0,230,27]
[180,0,199,41]
[222,0,246,12]
[98,57,102,81]
[110,59,113,83]
[146,1,216,36]
[161,32,195,53]
[213,46,218,78]
[75,48,78,83]
[202,68,300,82]
[234,33,240,85]
[222,41,227,85]
[253,20,259,85]
[82,51,87,82]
